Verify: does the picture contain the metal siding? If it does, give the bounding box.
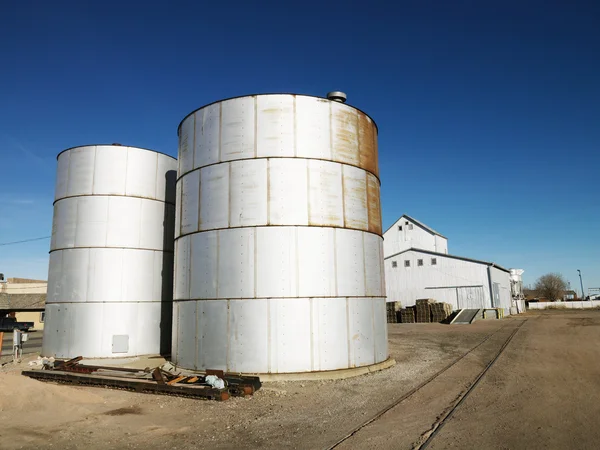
[348,298,376,367]
[121,250,155,302]
[217,228,255,298]
[199,164,229,230]
[46,251,63,303]
[194,104,221,169]
[53,198,78,249]
[308,160,344,227]
[156,153,177,203]
[312,297,349,371]
[364,233,384,297]
[174,235,191,300]
[175,301,197,366]
[366,174,382,235]
[295,96,331,160]
[331,102,359,166]
[63,249,89,302]
[197,300,229,370]
[228,300,269,373]
[373,298,388,362]
[190,231,218,299]
[178,115,194,176]
[173,95,385,373]
[55,152,70,200]
[297,227,336,297]
[125,147,157,199]
[180,169,200,235]
[229,159,268,227]
[106,196,142,248]
[93,146,128,195]
[86,248,124,302]
[336,228,366,297]
[268,158,309,225]
[74,197,108,247]
[256,95,295,158]
[342,165,368,230]
[269,298,311,373]
[66,146,95,197]
[256,227,298,298]
[174,179,182,237]
[221,97,255,162]
[139,200,165,250]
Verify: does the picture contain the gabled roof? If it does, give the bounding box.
[0,293,46,311]
[384,247,510,273]
[383,215,447,239]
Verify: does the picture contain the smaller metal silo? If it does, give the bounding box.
[43,145,177,358]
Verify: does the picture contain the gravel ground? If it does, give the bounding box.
[4,312,590,449]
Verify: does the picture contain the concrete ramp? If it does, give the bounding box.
[450,309,482,324]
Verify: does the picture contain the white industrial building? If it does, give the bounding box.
[384,215,513,314]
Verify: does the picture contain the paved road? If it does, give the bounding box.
[1,329,43,356]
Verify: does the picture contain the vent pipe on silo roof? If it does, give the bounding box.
[327,91,347,103]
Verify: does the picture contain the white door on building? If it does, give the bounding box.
[457,286,485,309]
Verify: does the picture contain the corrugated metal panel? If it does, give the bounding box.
[66,146,95,196]
[179,114,194,176]
[295,96,331,160]
[256,95,295,157]
[126,147,158,199]
[217,228,255,298]
[331,102,359,166]
[199,164,229,230]
[269,298,312,373]
[194,103,221,169]
[197,300,228,370]
[268,159,308,225]
[229,159,268,227]
[180,169,200,235]
[336,228,366,297]
[93,146,127,195]
[221,97,255,162]
[55,152,70,200]
[312,297,349,371]
[342,165,368,230]
[308,160,344,227]
[256,227,298,297]
[190,231,218,299]
[227,300,269,373]
[297,227,336,297]
[348,298,375,367]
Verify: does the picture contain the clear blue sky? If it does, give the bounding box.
[1,1,598,294]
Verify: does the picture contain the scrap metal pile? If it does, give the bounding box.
[22,357,261,401]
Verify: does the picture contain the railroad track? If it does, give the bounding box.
[327,319,529,450]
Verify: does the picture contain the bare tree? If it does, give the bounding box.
[534,273,568,302]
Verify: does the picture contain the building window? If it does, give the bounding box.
[408,224,413,230]
[392,261,397,268]
[40,312,45,322]
[398,226,402,231]
[418,259,423,266]
[404,260,410,267]
[431,258,437,265]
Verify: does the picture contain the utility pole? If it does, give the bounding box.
[578,270,585,300]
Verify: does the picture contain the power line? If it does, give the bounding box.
[0,236,50,246]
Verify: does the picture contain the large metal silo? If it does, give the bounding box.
[43,145,177,358]
[172,93,387,374]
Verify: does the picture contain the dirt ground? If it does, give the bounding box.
[1,310,599,449]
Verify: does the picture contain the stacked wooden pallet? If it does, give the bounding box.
[431,302,453,322]
[415,299,435,323]
[400,307,415,323]
[386,302,402,323]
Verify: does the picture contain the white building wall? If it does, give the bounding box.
[489,266,512,314]
[384,250,496,311]
[384,218,437,257]
[434,235,448,254]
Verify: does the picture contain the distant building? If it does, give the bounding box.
[0,277,46,330]
[384,215,513,314]
[563,290,577,301]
